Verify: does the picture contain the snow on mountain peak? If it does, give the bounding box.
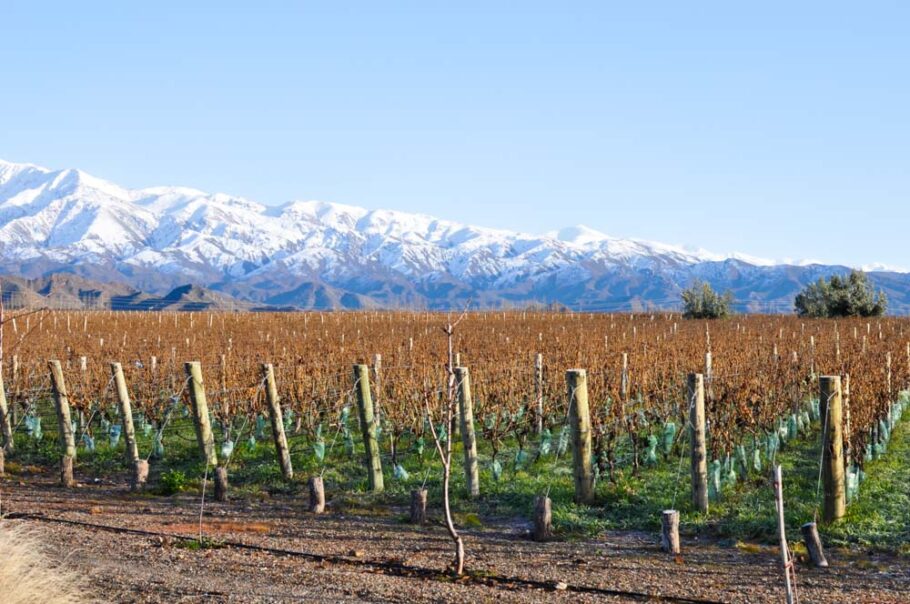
[550,224,610,247]
[0,158,901,311]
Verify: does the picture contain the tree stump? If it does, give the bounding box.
[801,522,829,567]
[410,488,428,524]
[131,459,149,491]
[533,495,552,542]
[661,510,681,554]
[61,455,74,488]
[214,466,228,502]
[308,476,326,513]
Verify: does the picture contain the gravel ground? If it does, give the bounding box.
[1,472,908,603]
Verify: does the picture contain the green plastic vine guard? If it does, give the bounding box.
[538,428,552,457]
[708,459,722,501]
[644,434,658,466]
[662,421,677,456]
[491,458,503,481]
[556,424,570,456]
[393,463,409,481]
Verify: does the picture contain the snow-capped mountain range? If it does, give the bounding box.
[0,158,907,312]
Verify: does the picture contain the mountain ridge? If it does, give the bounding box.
[1,158,908,312]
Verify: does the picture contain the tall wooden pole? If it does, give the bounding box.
[566,369,594,504]
[185,362,218,467]
[353,364,383,492]
[48,360,77,487]
[819,375,845,523]
[455,367,479,498]
[110,362,140,465]
[688,373,708,513]
[773,465,795,604]
[0,362,12,452]
[262,363,294,480]
[534,353,544,434]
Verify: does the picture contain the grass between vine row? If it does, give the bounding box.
[5,396,908,555]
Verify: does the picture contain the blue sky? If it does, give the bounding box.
[1,2,908,267]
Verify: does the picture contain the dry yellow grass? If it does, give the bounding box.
[0,522,86,604]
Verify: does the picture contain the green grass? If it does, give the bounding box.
[8,397,909,553]
[825,419,910,551]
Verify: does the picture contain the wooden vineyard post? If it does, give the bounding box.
[184,362,218,467]
[532,495,552,541]
[110,362,146,490]
[0,361,13,453]
[372,353,382,421]
[661,510,680,554]
[455,367,480,498]
[620,353,629,401]
[262,363,294,480]
[410,488,428,524]
[688,373,708,513]
[566,369,594,505]
[534,353,544,434]
[773,465,796,604]
[801,522,829,567]
[819,376,845,523]
[308,476,326,513]
[353,364,384,492]
[48,360,77,487]
[704,351,713,402]
[843,374,851,463]
[214,466,229,502]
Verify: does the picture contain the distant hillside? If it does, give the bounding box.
[1,158,909,313]
[0,274,253,311]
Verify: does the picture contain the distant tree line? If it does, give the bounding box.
[680,270,887,319]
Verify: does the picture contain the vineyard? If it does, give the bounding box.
[1,310,909,601]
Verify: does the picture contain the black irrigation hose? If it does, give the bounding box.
[6,511,726,604]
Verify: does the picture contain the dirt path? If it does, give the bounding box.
[1,475,908,603]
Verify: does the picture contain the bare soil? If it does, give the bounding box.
[1,472,908,603]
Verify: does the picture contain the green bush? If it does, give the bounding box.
[681,281,734,319]
[158,469,187,495]
[795,270,887,318]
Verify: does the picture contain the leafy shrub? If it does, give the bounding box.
[795,270,887,317]
[158,469,187,495]
[681,281,734,319]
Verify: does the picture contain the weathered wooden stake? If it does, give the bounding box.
[61,454,74,488]
[262,363,294,480]
[801,522,829,567]
[620,353,629,401]
[214,466,228,502]
[534,353,544,434]
[353,364,384,492]
[661,509,681,554]
[532,495,552,541]
[184,362,218,467]
[455,367,480,498]
[773,465,795,604]
[0,446,5,476]
[0,362,12,453]
[110,362,140,468]
[819,375,845,523]
[688,373,708,513]
[131,459,149,491]
[410,488,428,524]
[566,369,594,505]
[308,476,326,513]
[48,360,77,488]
